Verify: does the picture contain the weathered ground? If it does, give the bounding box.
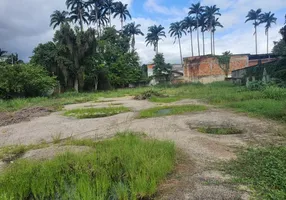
[0,96,284,199]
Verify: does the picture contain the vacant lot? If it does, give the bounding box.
[0,82,285,199]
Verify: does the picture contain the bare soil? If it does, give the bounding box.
[0,107,53,127]
[0,96,284,199]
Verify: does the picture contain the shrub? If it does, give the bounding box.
[247,81,266,91]
[0,64,57,99]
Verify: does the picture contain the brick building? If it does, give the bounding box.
[184,55,249,83]
[183,54,278,84]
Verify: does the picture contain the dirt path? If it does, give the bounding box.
[0,96,283,199]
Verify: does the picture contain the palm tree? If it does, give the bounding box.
[182,16,196,57]
[103,0,116,27]
[280,15,286,42]
[87,0,104,31]
[113,2,131,29]
[245,9,263,55]
[211,18,223,55]
[198,14,208,55]
[260,12,277,54]
[66,0,89,32]
[50,10,69,29]
[145,25,166,54]
[169,22,186,67]
[204,5,221,55]
[124,22,144,51]
[89,8,108,35]
[0,48,7,58]
[189,2,204,56]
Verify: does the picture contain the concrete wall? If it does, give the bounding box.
[184,55,248,83]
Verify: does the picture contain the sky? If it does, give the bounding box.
[0,0,286,64]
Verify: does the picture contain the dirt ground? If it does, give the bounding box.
[0,96,284,199]
[0,107,53,127]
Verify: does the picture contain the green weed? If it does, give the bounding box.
[64,106,130,119]
[0,133,176,200]
[224,146,286,199]
[139,105,207,118]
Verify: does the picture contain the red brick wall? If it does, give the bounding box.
[248,58,277,67]
[184,55,248,78]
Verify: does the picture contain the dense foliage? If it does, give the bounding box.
[0,64,56,99]
[152,54,172,83]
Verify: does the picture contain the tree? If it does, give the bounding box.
[216,51,232,77]
[0,48,7,58]
[6,53,24,65]
[66,0,89,32]
[153,54,172,82]
[145,25,166,54]
[279,15,286,43]
[54,24,96,92]
[113,2,131,29]
[260,12,277,54]
[204,5,221,55]
[169,22,186,67]
[103,0,116,27]
[89,8,108,35]
[123,22,144,51]
[182,16,196,57]
[272,40,286,56]
[0,64,57,99]
[211,18,223,55]
[50,10,69,29]
[87,0,104,32]
[189,2,204,56]
[198,14,208,55]
[245,9,263,55]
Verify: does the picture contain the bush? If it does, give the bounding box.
[247,81,266,91]
[0,64,57,99]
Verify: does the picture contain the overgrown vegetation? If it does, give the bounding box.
[224,146,286,199]
[0,133,176,200]
[0,64,57,99]
[134,90,165,100]
[139,105,207,118]
[64,106,130,119]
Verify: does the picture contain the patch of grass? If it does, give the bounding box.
[64,106,130,119]
[227,99,286,122]
[139,105,207,118]
[0,133,176,200]
[224,146,286,199]
[51,133,62,144]
[0,143,48,161]
[197,127,243,135]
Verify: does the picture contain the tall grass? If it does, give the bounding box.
[0,133,175,200]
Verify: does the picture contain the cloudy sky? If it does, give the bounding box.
[1,0,286,64]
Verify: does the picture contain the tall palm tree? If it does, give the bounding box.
[50,10,69,29]
[89,8,108,35]
[113,2,131,29]
[103,0,116,27]
[145,25,166,54]
[211,18,223,55]
[260,12,277,54]
[0,48,7,58]
[87,0,104,31]
[245,9,263,55]
[66,0,89,32]
[123,22,144,51]
[204,5,221,55]
[182,16,196,57]
[169,22,186,67]
[198,14,208,55]
[189,2,204,56]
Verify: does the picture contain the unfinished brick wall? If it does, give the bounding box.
[184,55,249,79]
